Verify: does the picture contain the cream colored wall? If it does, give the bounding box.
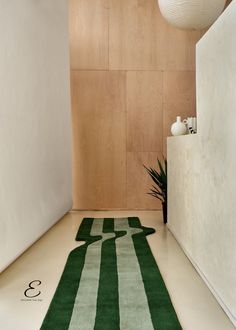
[168,1,236,326]
[70,0,201,210]
[0,0,72,272]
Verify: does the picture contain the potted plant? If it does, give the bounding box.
[144,158,167,224]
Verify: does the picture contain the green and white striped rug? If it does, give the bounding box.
[41,217,182,330]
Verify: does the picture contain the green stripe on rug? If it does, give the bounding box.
[129,217,182,330]
[41,218,100,330]
[68,219,106,329]
[41,217,182,330]
[94,218,125,330]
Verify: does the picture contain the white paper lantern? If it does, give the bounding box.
[158,0,227,30]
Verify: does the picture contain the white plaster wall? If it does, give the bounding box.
[0,0,72,272]
[167,1,236,325]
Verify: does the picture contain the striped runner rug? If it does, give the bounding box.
[41,217,182,330]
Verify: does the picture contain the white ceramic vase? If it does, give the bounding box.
[171,116,187,136]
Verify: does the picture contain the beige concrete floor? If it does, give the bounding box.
[0,211,234,330]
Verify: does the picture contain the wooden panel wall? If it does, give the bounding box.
[69,0,109,69]
[69,0,203,210]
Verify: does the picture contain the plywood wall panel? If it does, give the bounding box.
[127,152,162,209]
[161,26,202,71]
[70,0,201,210]
[109,0,165,70]
[69,0,109,70]
[71,70,126,115]
[71,71,126,209]
[109,0,201,71]
[72,111,127,209]
[127,71,163,152]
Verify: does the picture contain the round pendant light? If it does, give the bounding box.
[158,0,227,30]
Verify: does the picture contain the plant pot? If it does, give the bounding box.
[162,201,167,224]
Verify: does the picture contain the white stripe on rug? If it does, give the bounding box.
[115,218,154,330]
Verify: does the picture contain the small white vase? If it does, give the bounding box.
[171,116,187,136]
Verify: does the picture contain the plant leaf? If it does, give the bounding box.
[143,156,167,203]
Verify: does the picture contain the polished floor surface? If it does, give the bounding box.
[0,211,234,330]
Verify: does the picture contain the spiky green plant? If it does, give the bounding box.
[144,158,167,203]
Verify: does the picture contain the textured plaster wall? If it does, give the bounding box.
[0,0,72,272]
[167,1,236,326]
